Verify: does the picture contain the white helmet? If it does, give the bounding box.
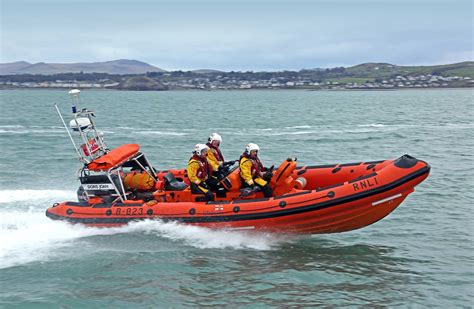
[245,143,260,154]
[209,133,222,143]
[194,143,209,156]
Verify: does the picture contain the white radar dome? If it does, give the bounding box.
[69,117,91,131]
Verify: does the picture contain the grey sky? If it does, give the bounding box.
[1,0,472,71]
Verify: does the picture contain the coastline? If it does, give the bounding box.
[0,86,472,92]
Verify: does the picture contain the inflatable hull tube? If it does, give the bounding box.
[46,155,430,234]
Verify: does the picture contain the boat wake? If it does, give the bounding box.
[0,189,286,269]
[0,189,77,204]
[1,122,470,139]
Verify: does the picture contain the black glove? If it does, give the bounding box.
[213,170,225,180]
[262,165,273,172]
[224,160,237,166]
[205,190,215,201]
[262,184,273,198]
[200,182,210,190]
[263,171,273,181]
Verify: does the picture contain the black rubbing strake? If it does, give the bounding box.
[66,201,90,207]
[274,190,312,199]
[316,183,344,192]
[305,164,337,169]
[340,162,362,167]
[207,200,231,204]
[364,160,385,165]
[349,172,378,183]
[92,203,112,208]
[46,165,430,225]
[233,198,270,204]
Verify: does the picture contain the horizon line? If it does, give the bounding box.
[1,58,473,73]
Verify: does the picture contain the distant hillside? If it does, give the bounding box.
[117,76,168,91]
[192,69,224,74]
[0,61,32,73]
[344,61,474,78]
[2,60,472,78]
[0,59,166,75]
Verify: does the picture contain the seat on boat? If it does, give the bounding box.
[164,172,188,191]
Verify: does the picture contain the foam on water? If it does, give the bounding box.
[0,190,77,204]
[217,124,419,137]
[0,190,283,269]
[129,220,284,250]
[0,125,25,128]
[0,128,65,135]
[284,125,313,129]
[358,123,386,127]
[135,131,190,136]
[265,130,317,136]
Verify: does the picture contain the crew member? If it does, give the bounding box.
[239,143,273,197]
[187,144,214,201]
[206,133,224,172]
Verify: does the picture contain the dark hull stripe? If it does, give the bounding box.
[339,162,362,167]
[46,166,430,225]
[305,164,337,169]
[316,182,344,192]
[274,190,312,200]
[364,160,386,165]
[348,172,378,183]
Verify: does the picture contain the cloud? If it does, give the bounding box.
[1,0,472,70]
[435,51,474,65]
[90,46,136,60]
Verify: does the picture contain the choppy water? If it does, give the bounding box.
[0,89,472,307]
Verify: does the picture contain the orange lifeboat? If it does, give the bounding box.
[46,147,430,234]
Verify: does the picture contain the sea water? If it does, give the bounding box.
[0,89,472,307]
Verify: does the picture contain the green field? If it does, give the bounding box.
[344,61,474,79]
[325,77,375,84]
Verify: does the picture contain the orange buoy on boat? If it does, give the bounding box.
[123,171,156,191]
